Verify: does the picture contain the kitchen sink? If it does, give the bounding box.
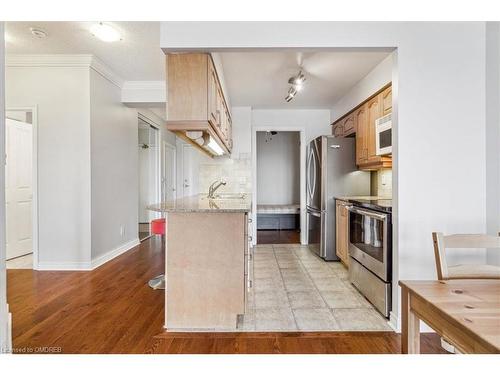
[208,193,246,200]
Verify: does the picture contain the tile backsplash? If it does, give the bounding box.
[199,154,252,194]
[370,169,392,198]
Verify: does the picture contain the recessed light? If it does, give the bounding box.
[90,22,121,42]
[30,27,48,39]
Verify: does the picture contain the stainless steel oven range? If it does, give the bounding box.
[347,199,392,317]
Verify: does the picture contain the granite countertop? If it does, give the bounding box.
[147,194,252,213]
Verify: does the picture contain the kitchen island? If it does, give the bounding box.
[148,194,251,331]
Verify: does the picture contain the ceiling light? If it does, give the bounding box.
[285,70,306,102]
[90,23,121,42]
[288,71,306,88]
[285,87,298,102]
[30,27,48,39]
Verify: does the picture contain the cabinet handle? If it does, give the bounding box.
[248,236,253,242]
[248,218,253,223]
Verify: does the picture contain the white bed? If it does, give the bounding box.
[256,204,300,230]
[257,204,300,215]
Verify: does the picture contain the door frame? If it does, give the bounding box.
[252,126,306,246]
[162,141,177,202]
[5,106,38,269]
[137,113,162,221]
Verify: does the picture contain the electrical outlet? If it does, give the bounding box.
[119,225,125,237]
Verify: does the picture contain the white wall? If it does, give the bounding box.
[252,109,331,143]
[89,70,139,262]
[485,22,500,266]
[0,21,10,353]
[231,106,252,158]
[160,22,492,328]
[331,54,392,122]
[6,65,92,268]
[257,131,300,205]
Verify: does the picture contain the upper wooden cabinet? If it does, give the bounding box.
[355,105,368,165]
[381,86,392,115]
[332,83,392,170]
[166,53,233,156]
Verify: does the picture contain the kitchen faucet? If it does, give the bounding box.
[208,179,226,199]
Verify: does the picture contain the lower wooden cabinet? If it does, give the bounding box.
[335,199,350,267]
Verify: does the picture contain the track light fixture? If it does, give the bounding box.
[285,70,306,102]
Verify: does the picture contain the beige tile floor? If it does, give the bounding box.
[237,244,392,332]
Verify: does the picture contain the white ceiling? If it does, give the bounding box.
[219,51,390,109]
[5,23,390,109]
[5,21,164,81]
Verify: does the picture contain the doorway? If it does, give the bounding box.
[254,129,304,245]
[138,116,160,241]
[162,141,176,202]
[5,108,37,270]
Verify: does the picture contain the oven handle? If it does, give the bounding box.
[347,206,388,221]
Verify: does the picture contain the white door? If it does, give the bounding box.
[162,142,176,202]
[181,144,194,197]
[5,118,33,260]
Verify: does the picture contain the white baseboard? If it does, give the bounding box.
[389,310,435,333]
[37,238,140,271]
[37,261,93,271]
[90,238,140,270]
[0,303,11,354]
[389,311,399,332]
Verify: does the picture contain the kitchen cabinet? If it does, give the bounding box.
[381,85,392,115]
[166,53,233,156]
[335,199,350,267]
[355,105,368,165]
[366,95,381,162]
[331,83,392,170]
[332,112,355,138]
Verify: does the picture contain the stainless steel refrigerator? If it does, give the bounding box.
[306,136,370,260]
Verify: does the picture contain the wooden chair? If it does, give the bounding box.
[432,232,500,280]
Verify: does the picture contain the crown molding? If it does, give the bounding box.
[6,54,124,88]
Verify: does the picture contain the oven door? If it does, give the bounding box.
[348,206,390,281]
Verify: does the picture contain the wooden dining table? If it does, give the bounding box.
[399,279,500,354]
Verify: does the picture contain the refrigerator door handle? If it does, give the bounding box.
[307,148,314,202]
[311,144,317,203]
[308,210,321,218]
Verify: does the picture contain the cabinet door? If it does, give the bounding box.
[340,204,349,267]
[216,86,224,134]
[342,113,355,135]
[335,201,343,260]
[227,114,233,150]
[381,86,392,115]
[355,105,368,165]
[366,95,382,161]
[332,123,344,137]
[208,60,219,125]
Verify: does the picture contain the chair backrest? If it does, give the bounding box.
[432,232,500,280]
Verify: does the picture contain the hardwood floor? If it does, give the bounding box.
[7,237,446,354]
[257,230,301,245]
